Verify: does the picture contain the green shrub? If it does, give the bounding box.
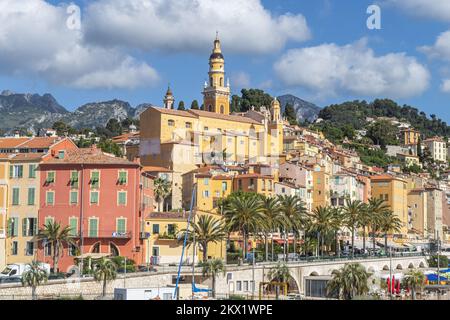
[428,255,449,268]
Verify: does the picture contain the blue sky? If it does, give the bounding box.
[1,0,450,122]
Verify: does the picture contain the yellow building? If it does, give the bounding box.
[140,36,283,210]
[370,175,408,235]
[400,128,420,146]
[144,212,226,265]
[0,155,8,268]
[233,174,275,198]
[2,154,43,266]
[310,164,331,209]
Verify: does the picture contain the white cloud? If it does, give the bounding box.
[385,0,450,21]
[230,72,251,89]
[274,39,430,99]
[419,30,450,62]
[84,0,311,54]
[0,0,158,89]
[442,79,450,93]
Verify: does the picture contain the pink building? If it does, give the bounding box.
[37,146,146,272]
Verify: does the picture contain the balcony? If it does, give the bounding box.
[77,230,132,239]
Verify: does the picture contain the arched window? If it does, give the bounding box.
[91,242,100,253]
[208,105,212,112]
[220,77,223,86]
[110,243,119,256]
[210,77,214,87]
[220,105,224,114]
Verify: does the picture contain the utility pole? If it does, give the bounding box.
[389,245,393,300]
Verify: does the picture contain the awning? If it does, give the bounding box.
[427,274,448,282]
[75,253,110,259]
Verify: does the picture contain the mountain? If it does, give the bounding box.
[0,91,154,134]
[277,94,321,123]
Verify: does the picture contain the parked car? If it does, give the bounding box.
[0,263,51,278]
[0,276,22,284]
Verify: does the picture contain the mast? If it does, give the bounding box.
[173,183,197,300]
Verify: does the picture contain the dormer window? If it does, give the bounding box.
[58,150,65,159]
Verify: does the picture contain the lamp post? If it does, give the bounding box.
[389,245,393,300]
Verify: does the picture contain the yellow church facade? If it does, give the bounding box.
[140,37,283,210]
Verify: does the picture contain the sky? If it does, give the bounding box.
[0,0,450,122]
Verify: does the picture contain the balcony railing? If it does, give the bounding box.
[76,230,132,239]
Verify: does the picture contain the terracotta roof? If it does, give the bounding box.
[10,153,46,162]
[16,137,61,149]
[151,107,197,118]
[211,175,233,180]
[235,174,274,179]
[196,173,213,178]
[0,138,30,149]
[42,147,138,166]
[112,132,140,143]
[141,166,173,173]
[187,109,262,125]
[370,174,405,182]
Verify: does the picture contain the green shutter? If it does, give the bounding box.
[13,217,18,237]
[12,188,19,205]
[69,218,78,236]
[71,171,79,188]
[119,171,127,184]
[89,219,98,237]
[91,171,99,188]
[22,218,27,237]
[90,191,98,204]
[9,165,13,178]
[32,218,37,236]
[46,171,55,183]
[118,192,126,205]
[46,192,54,205]
[70,191,78,204]
[28,188,35,205]
[17,166,23,178]
[117,219,126,234]
[29,165,36,178]
[7,219,12,237]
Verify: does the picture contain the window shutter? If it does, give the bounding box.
[89,219,98,237]
[13,217,19,237]
[117,219,126,234]
[32,218,38,236]
[12,188,19,205]
[18,166,23,178]
[22,218,27,237]
[70,191,78,204]
[7,219,12,237]
[29,165,36,178]
[118,192,126,205]
[69,218,77,236]
[28,188,35,205]
[9,165,13,178]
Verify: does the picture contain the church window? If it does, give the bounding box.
[168,120,175,127]
[220,78,224,86]
[185,122,192,129]
[220,105,224,114]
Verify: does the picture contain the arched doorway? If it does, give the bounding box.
[110,243,120,257]
[396,264,403,270]
[91,242,100,253]
[382,265,389,271]
[220,105,224,114]
[419,262,425,268]
[408,263,414,269]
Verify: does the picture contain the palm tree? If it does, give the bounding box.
[343,200,365,258]
[261,196,283,261]
[37,221,76,273]
[357,203,371,253]
[21,261,48,300]
[367,198,390,253]
[179,214,226,262]
[380,210,402,253]
[309,206,334,257]
[402,269,425,300]
[278,195,306,261]
[154,177,172,212]
[93,257,117,298]
[224,193,264,260]
[329,207,344,257]
[200,259,226,298]
[327,263,370,300]
[267,262,291,299]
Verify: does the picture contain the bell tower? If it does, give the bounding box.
[164,85,175,109]
[202,33,230,115]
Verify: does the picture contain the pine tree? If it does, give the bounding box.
[178,101,185,111]
[191,100,199,110]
